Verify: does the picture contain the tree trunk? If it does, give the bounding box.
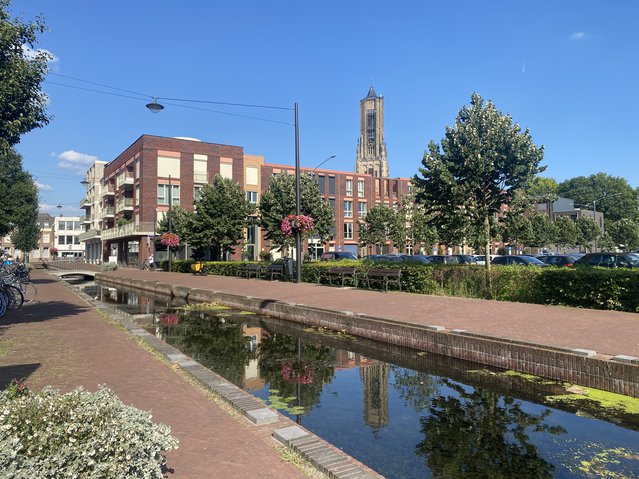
[484,216,493,298]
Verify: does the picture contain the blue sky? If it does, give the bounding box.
[10,1,639,216]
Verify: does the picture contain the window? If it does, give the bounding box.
[157,156,180,178]
[357,180,365,195]
[246,191,258,204]
[318,175,325,194]
[345,179,353,196]
[43,221,50,228]
[220,162,233,180]
[157,184,180,206]
[74,221,81,230]
[344,223,353,239]
[43,234,50,243]
[58,236,66,245]
[74,236,80,245]
[245,166,259,186]
[194,158,208,183]
[407,184,413,194]
[58,222,66,231]
[328,176,336,195]
[66,235,73,245]
[43,247,49,258]
[344,201,353,218]
[358,202,367,217]
[194,186,203,203]
[329,198,335,212]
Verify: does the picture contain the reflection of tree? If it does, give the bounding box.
[258,334,334,413]
[159,311,256,386]
[417,381,565,479]
[391,366,441,412]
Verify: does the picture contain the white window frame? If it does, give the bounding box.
[344,200,353,218]
[357,180,365,195]
[343,222,354,239]
[345,179,353,197]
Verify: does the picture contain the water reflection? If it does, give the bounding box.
[87,282,639,479]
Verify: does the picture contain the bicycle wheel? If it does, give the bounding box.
[21,282,37,303]
[0,291,6,317]
[4,285,24,310]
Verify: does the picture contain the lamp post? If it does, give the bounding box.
[592,192,622,252]
[146,97,302,282]
[310,155,336,177]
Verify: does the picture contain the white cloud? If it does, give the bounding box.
[35,182,53,191]
[22,45,59,63]
[55,150,100,174]
[571,32,586,40]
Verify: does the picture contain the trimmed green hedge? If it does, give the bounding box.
[164,259,639,312]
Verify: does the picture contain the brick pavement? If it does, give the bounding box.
[0,273,311,479]
[101,269,639,359]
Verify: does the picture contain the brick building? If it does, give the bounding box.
[83,134,412,265]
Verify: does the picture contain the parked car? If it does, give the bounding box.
[363,253,404,262]
[535,254,581,267]
[573,252,639,268]
[427,254,477,265]
[491,255,548,266]
[320,252,358,261]
[473,255,500,265]
[401,255,432,264]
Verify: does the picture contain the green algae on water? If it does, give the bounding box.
[546,385,639,416]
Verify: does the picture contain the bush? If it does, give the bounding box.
[100,262,117,271]
[0,385,179,478]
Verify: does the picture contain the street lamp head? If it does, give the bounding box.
[146,99,164,114]
[80,179,89,186]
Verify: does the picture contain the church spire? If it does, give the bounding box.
[355,86,388,177]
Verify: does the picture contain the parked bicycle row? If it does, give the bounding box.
[0,262,37,318]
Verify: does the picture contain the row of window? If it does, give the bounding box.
[57,221,83,231]
[343,201,367,218]
[57,235,81,245]
[317,177,367,197]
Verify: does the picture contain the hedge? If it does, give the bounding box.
[163,259,639,312]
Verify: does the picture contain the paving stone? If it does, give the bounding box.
[273,425,310,444]
[245,407,279,425]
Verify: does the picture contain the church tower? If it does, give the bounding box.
[355,86,389,177]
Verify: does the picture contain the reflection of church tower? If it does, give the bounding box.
[355,86,389,178]
[360,363,389,428]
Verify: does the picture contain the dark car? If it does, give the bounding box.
[363,254,404,262]
[491,255,548,266]
[320,252,358,261]
[573,252,639,268]
[401,255,432,264]
[536,254,581,267]
[427,254,477,265]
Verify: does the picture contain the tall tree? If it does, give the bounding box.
[0,148,39,237]
[259,173,333,252]
[526,176,559,201]
[606,218,639,251]
[358,204,403,253]
[528,213,556,250]
[185,175,254,261]
[557,173,639,222]
[501,214,533,251]
[0,0,51,152]
[414,93,545,280]
[11,211,40,260]
[553,216,578,252]
[574,215,600,253]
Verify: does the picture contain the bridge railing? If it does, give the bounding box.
[44,260,101,273]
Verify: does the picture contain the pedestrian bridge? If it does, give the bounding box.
[53,270,96,280]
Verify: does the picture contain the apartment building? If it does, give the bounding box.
[79,161,107,263]
[84,134,412,264]
[54,216,84,258]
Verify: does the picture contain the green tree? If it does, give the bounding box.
[414,93,545,279]
[553,216,578,252]
[0,148,39,237]
[501,214,532,252]
[574,215,600,252]
[606,218,639,250]
[185,175,254,261]
[396,196,438,254]
[0,0,51,152]
[358,204,403,253]
[11,211,40,260]
[597,230,616,251]
[528,213,556,250]
[259,173,333,252]
[557,173,639,222]
[526,176,559,202]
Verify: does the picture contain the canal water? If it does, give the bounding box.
[84,282,639,479]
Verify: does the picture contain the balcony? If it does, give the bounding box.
[102,185,115,196]
[116,174,135,189]
[116,197,134,212]
[82,215,92,224]
[80,197,91,209]
[101,222,155,241]
[103,207,115,218]
[78,228,100,242]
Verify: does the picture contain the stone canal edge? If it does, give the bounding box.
[65,279,382,479]
[95,272,639,399]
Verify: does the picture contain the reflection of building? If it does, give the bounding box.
[242,325,265,390]
[360,363,389,428]
[333,350,376,370]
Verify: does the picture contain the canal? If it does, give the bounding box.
[83,281,639,478]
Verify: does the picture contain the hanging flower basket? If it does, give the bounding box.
[159,313,180,326]
[281,214,315,237]
[50,247,59,257]
[159,232,180,248]
[279,358,315,385]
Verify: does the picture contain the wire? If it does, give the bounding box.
[44,81,148,101]
[161,100,292,125]
[157,96,292,111]
[48,72,151,98]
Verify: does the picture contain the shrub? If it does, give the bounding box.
[100,262,117,271]
[0,385,179,479]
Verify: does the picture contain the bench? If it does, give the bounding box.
[323,266,358,288]
[265,263,285,280]
[243,264,262,279]
[366,268,402,292]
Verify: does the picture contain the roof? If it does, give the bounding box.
[365,86,377,99]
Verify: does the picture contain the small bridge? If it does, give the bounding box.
[53,271,96,280]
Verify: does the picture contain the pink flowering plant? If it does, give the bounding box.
[280,214,315,237]
[159,232,180,248]
[279,359,315,385]
[159,313,180,326]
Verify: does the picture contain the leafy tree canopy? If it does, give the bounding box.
[553,216,578,250]
[528,213,556,249]
[358,204,403,252]
[574,215,599,252]
[525,176,559,202]
[414,93,545,273]
[0,0,51,151]
[606,218,639,250]
[557,173,639,223]
[0,147,38,237]
[259,173,333,251]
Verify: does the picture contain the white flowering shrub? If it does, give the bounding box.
[100,262,118,271]
[0,385,178,478]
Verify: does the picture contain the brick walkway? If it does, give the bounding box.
[105,269,639,359]
[0,273,309,479]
